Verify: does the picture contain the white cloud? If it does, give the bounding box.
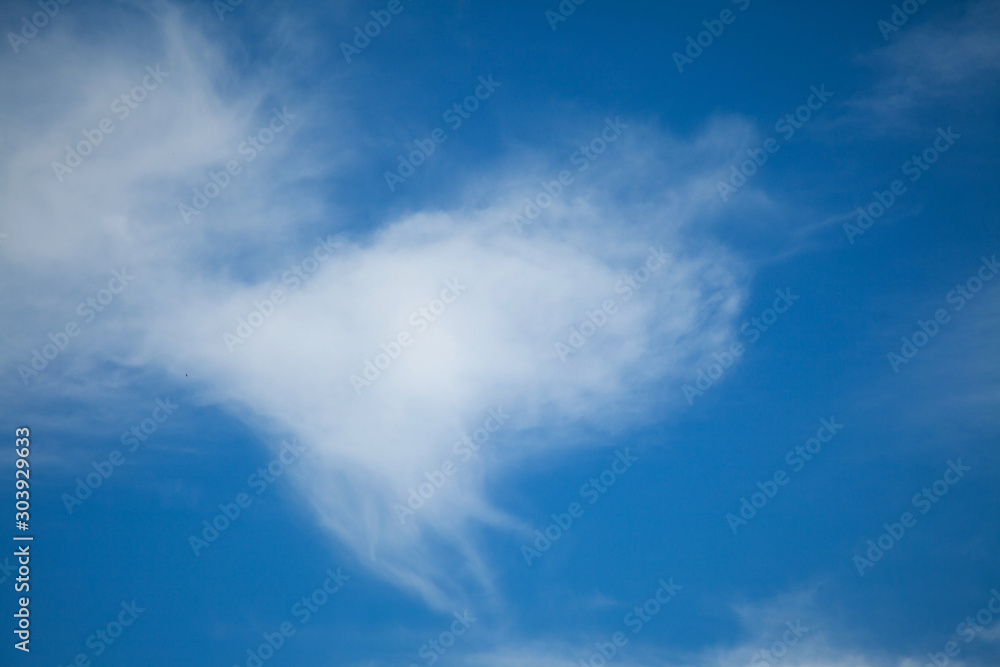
[0,0,754,609]
[850,1,1000,123]
[456,588,942,667]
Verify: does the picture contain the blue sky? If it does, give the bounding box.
[1,0,999,665]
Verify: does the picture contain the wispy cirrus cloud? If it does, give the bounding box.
[849,1,1000,123]
[0,0,758,610]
